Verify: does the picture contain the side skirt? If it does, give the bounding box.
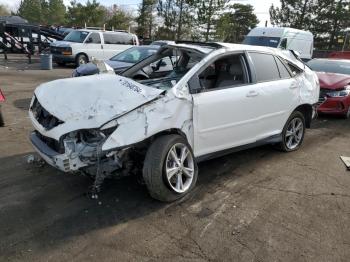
[195,134,282,163]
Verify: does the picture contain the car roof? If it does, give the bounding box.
[75,29,134,35]
[167,42,284,55]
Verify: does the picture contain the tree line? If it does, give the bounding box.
[1,0,349,50]
[270,0,350,50]
[2,0,258,43]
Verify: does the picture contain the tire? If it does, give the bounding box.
[143,135,198,202]
[0,108,4,127]
[276,111,305,152]
[344,106,350,119]
[75,54,88,67]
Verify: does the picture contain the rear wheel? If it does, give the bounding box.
[143,135,198,202]
[76,54,88,67]
[276,111,305,152]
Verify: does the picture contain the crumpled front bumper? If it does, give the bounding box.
[29,132,87,172]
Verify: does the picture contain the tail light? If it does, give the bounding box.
[0,89,5,102]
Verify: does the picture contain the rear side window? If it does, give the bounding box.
[275,57,291,78]
[286,62,303,76]
[249,52,280,82]
[103,33,133,45]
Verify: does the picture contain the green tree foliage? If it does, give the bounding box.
[270,0,350,50]
[17,0,46,24]
[195,0,228,41]
[105,5,133,31]
[66,0,106,27]
[136,0,157,39]
[156,0,196,40]
[216,3,258,43]
[0,4,10,16]
[269,0,316,29]
[48,0,66,25]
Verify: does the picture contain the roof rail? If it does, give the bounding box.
[175,40,222,49]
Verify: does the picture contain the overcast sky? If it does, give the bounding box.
[0,0,281,26]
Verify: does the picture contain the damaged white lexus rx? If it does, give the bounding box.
[29,42,319,202]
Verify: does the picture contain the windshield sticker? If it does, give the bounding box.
[119,79,143,93]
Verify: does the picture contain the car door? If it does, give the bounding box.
[83,32,103,60]
[247,52,300,140]
[191,53,265,157]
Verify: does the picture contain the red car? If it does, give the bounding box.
[307,59,350,118]
[0,89,5,127]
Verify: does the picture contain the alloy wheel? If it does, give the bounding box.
[165,143,194,193]
[285,117,304,150]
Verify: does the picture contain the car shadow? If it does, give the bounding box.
[0,145,276,257]
[13,98,32,111]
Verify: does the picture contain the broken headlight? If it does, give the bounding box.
[327,85,350,97]
[80,129,106,144]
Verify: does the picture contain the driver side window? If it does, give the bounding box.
[86,33,101,44]
[196,54,248,91]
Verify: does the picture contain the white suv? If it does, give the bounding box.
[50,29,139,66]
[29,42,319,202]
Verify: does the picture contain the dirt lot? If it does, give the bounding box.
[1,55,350,262]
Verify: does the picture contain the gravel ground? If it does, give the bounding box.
[1,55,350,262]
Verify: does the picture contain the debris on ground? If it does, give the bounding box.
[340,156,350,170]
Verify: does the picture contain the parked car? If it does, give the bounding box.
[307,58,350,118]
[0,88,5,127]
[50,29,139,67]
[243,27,314,61]
[72,45,161,77]
[29,42,319,202]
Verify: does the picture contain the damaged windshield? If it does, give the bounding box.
[123,47,204,91]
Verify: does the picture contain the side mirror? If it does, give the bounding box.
[85,37,93,44]
[188,74,203,94]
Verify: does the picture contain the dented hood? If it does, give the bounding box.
[34,74,163,127]
[316,72,350,90]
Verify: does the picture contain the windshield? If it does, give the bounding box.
[243,36,281,48]
[63,31,89,43]
[307,60,350,75]
[110,47,157,63]
[122,47,203,91]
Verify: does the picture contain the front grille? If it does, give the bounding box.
[35,131,64,153]
[31,97,64,130]
[50,46,62,54]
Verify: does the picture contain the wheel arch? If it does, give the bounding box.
[293,104,313,128]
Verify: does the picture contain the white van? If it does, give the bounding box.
[243,27,314,61]
[50,29,139,66]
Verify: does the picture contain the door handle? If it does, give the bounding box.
[246,90,259,97]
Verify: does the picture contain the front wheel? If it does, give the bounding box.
[75,54,88,67]
[143,135,198,202]
[344,106,350,119]
[277,111,305,152]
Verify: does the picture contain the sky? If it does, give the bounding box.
[0,0,281,26]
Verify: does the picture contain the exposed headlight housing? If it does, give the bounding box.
[327,85,350,97]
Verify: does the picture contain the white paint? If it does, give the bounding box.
[29,42,319,174]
